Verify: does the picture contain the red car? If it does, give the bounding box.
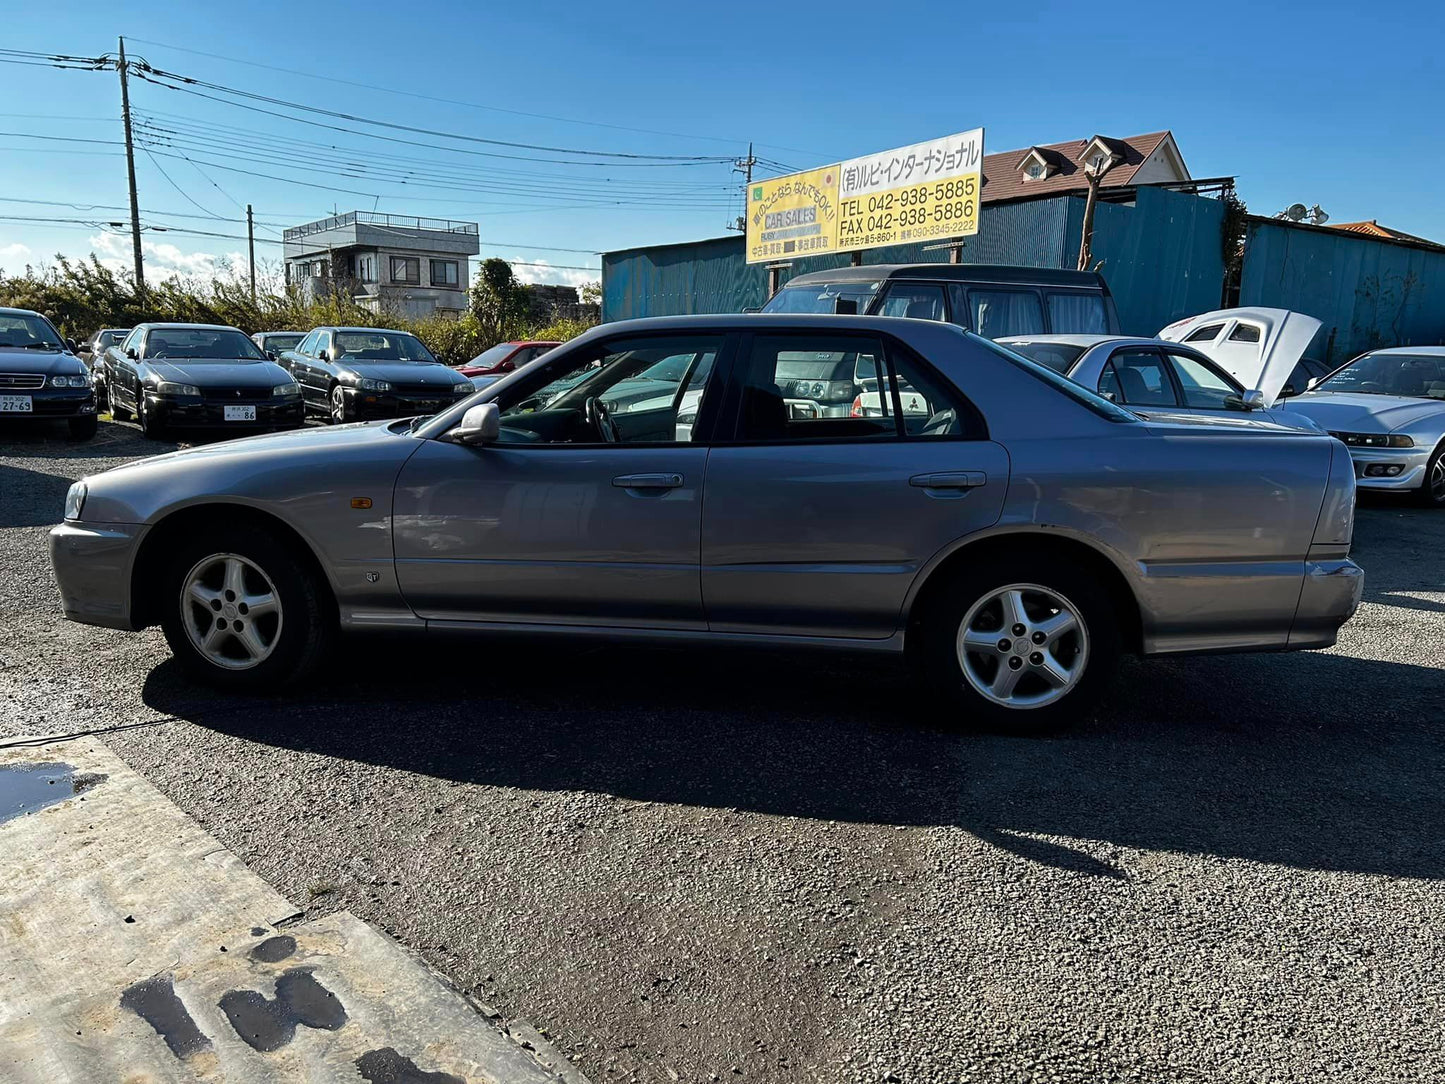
[455,340,560,378]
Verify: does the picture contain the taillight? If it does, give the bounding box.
[851,395,865,417]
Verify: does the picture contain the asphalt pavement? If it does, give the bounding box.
[3,416,1444,1083]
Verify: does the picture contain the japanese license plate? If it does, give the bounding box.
[0,395,33,413]
[223,405,256,422]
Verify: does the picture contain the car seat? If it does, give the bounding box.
[741,382,787,440]
[906,298,938,321]
[1116,366,1155,403]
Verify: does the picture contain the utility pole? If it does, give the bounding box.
[729,142,756,231]
[117,37,145,306]
[246,204,257,303]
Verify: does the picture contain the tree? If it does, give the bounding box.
[579,279,601,307]
[469,257,530,343]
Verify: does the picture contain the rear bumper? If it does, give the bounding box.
[49,521,147,630]
[150,394,304,429]
[1288,558,1365,648]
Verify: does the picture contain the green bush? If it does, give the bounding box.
[0,258,597,365]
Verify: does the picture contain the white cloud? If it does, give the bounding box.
[508,257,599,289]
[0,241,32,261]
[89,232,251,281]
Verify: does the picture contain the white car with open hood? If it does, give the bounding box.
[1163,310,1445,506]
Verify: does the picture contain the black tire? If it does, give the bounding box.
[66,414,98,441]
[1416,442,1445,508]
[159,524,335,692]
[916,555,1121,734]
[137,393,165,440]
[108,382,131,422]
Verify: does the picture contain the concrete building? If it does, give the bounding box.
[282,211,480,318]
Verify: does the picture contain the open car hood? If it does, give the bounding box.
[1158,307,1322,407]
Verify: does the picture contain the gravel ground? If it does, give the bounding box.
[3,416,1444,1083]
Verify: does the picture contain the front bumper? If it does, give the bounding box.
[1342,445,1432,491]
[1289,558,1365,648]
[342,387,466,420]
[49,520,148,630]
[149,393,305,429]
[0,387,97,419]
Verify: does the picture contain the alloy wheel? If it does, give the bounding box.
[956,583,1090,710]
[179,553,283,671]
[330,385,346,423]
[1431,454,1445,504]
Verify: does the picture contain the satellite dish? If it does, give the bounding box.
[1286,203,1308,222]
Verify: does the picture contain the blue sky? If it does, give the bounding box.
[2,0,1442,287]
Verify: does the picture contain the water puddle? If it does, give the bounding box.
[0,761,106,825]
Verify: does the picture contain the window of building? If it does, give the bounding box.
[390,256,420,284]
[355,254,377,283]
[1025,161,1044,180]
[430,259,459,286]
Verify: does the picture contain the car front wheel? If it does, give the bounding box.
[1418,442,1445,508]
[918,558,1120,733]
[159,526,334,691]
[328,384,347,424]
[137,394,165,439]
[108,382,131,422]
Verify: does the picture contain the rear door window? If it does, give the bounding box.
[876,283,946,321]
[968,289,1045,338]
[1101,348,1178,407]
[1046,292,1108,334]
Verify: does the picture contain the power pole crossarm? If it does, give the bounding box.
[117,37,145,306]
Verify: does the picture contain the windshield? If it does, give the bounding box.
[1317,352,1445,399]
[982,337,1137,422]
[1000,341,1088,374]
[0,312,64,349]
[143,328,267,361]
[334,330,437,363]
[761,280,880,314]
[469,343,517,367]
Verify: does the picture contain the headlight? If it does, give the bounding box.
[155,381,201,397]
[452,383,473,395]
[64,481,86,521]
[1329,431,1414,448]
[50,373,90,388]
[272,382,301,397]
[358,378,391,392]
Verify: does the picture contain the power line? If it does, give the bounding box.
[139,144,228,219]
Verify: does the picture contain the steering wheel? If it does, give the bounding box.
[584,395,620,442]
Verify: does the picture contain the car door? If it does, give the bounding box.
[112,328,145,411]
[297,330,332,410]
[700,328,1009,639]
[391,330,730,628]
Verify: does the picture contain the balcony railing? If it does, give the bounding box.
[283,211,479,242]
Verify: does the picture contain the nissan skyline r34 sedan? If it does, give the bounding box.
[49,315,1363,731]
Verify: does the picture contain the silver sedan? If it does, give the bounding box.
[49,315,1362,732]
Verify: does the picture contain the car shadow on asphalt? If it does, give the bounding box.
[141,634,1445,882]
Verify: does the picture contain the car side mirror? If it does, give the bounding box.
[1241,389,1266,411]
[125,347,139,360]
[65,337,79,353]
[834,298,859,315]
[449,402,500,445]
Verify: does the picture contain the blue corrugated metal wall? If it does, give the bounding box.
[1239,219,1445,364]
[602,188,1226,333]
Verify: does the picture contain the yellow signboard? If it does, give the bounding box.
[745,165,840,264]
[744,129,984,264]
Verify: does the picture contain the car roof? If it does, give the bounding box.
[321,326,421,335]
[999,334,1132,348]
[1357,346,1445,357]
[137,322,244,331]
[574,313,978,339]
[0,306,45,317]
[780,264,1107,288]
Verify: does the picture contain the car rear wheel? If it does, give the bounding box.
[107,382,131,422]
[918,558,1120,733]
[1418,442,1445,508]
[328,384,347,424]
[159,526,334,691]
[67,414,98,441]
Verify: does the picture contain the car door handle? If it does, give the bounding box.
[909,471,987,489]
[612,473,684,490]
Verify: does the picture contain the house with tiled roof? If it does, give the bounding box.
[980,131,1190,204]
[1327,220,1445,250]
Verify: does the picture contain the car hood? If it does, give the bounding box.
[147,359,290,388]
[1282,391,1445,433]
[1158,308,1321,407]
[0,347,81,374]
[340,361,468,386]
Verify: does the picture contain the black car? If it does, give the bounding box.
[0,307,98,440]
[281,326,473,423]
[251,330,305,359]
[101,323,305,440]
